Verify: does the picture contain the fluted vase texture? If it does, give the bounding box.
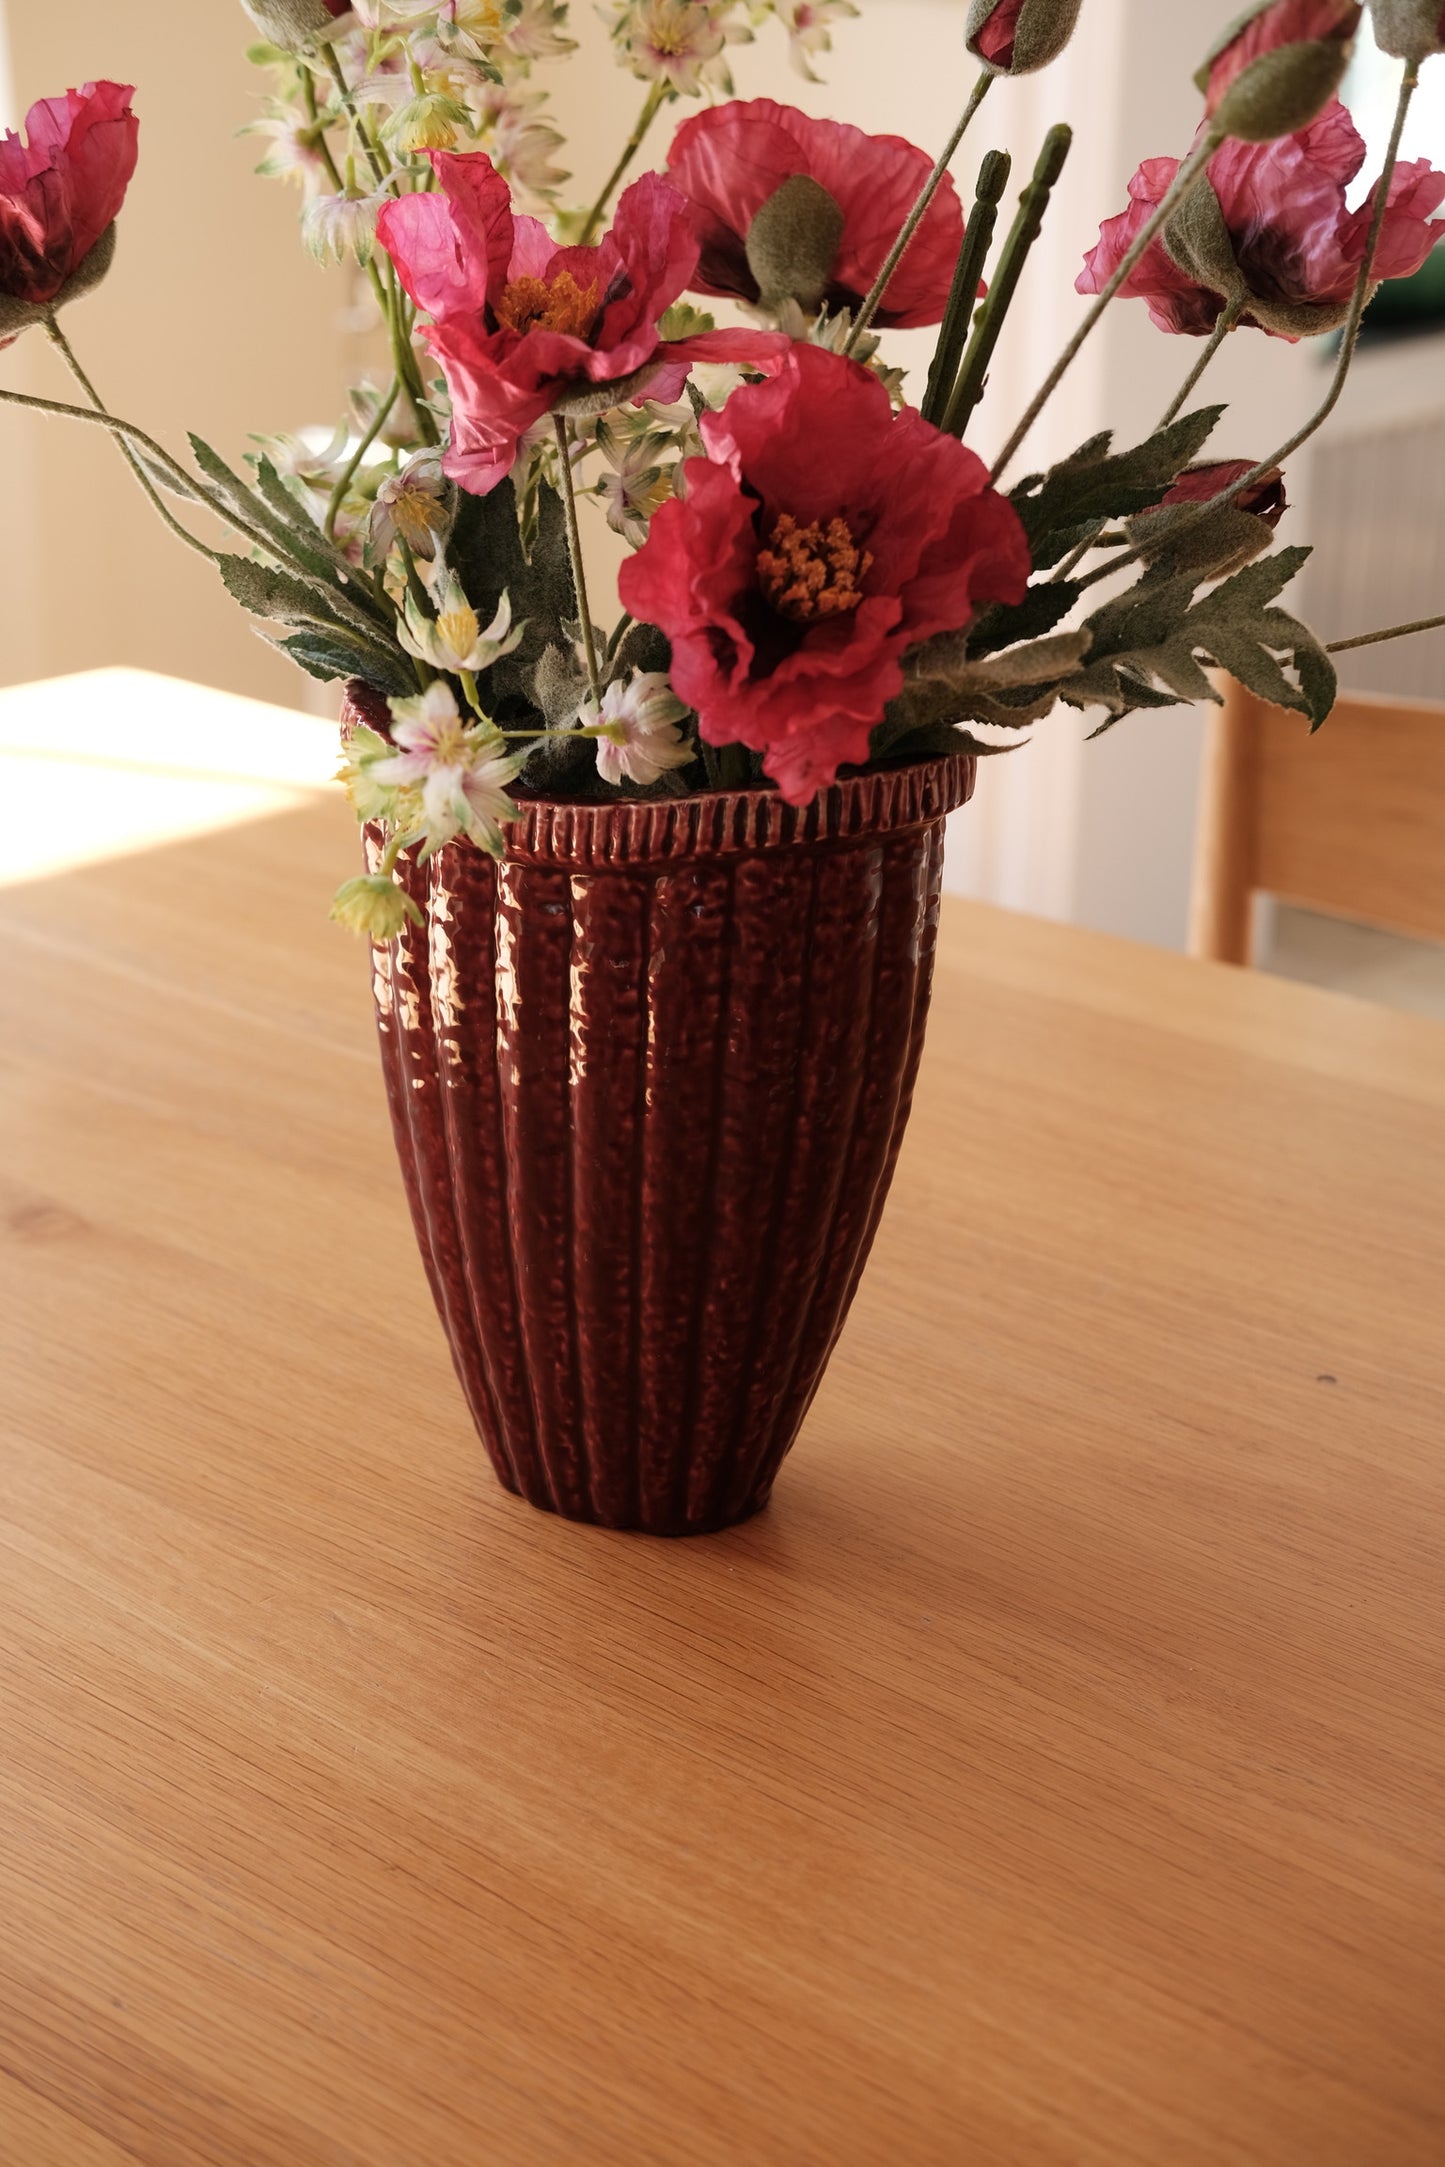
[347,684,973,1536]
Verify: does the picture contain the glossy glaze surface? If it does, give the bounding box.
[347,684,973,1533]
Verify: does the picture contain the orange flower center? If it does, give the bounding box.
[494,269,601,340]
[756,513,873,625]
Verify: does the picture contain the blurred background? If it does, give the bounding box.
[2,0,1442,959]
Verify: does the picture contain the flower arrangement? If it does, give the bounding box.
[5,0,1445,939]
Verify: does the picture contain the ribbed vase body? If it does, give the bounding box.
[350,687,972,1535]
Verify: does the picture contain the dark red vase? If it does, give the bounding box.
[347,684,973,1536]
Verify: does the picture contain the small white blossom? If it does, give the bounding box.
[369,451,455,563]
[370,683,525,857]
[610,0,750,95]
[301,187,387,266]
[245,112,331,197]
[383,90,476,153]
[584,671,694,787]
[466,83,570,206]
[757,0,856,80]
[398,575,525,673]
[330,872,422,940]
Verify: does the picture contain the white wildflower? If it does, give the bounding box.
[371,683,525,857]
[369,451,455,564]
[610,0,750,95]
[584,671,694,787]
[398,574,526,674]
[301,187,387,266]
[758,0,856,80]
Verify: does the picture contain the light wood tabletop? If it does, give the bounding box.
[3,777,1445,2166]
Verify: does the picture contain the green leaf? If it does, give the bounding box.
[449,478,577,730]
[968,577,1083,656]
[191,433,386,627]
[1067,543,1336,729]
[276,628,416,697]
[1010,407,1225,569]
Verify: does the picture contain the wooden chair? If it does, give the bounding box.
[1189,680,1445,965]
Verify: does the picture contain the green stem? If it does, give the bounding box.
[943,128,1072,441]
[1048,296,1244,585]
[1075,61,1422,595]
[323,43,391,188]
[553,413,602,707]
[43,317,224,567]
[326,378,399,540]
[1156,297,1242,430]
[921,149,1012,429]
[304,61,435,445]
[844,69,993,358]
[1327,611,1445,654]
[579,81,667,247]
[990,122,1225,483]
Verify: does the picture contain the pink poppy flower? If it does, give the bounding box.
[617,344,1031,806]
[0,81,137,310]
[377,151,788,494]
[665,98,964,328]
[1077,102,1445,338]
[1201,0,1361,119]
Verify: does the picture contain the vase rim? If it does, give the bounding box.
[342,679,975,869]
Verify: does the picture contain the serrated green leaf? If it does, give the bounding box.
[1010,406,1225,568]
[450,478,577,730]
[275,628,417,697]
[969,579,1085,658]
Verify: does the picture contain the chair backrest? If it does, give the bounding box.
[1190,679,1445,965]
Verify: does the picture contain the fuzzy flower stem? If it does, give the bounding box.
[943,127,1072,440]
[580,80,667,248]
[1076,61,1423,595]
[553,413,602,707]
[990,123,1225,483]
[1327,610,1445,653]
[1156,296,1243,430]
[843,69,993,358]
[42,316,224,567]
[322,43,391,189]
[302,61,435,445]
[325,378,399,540]
[1048,295,1245,585]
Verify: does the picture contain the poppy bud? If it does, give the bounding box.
[1198,2,1360,141]
[744,175,847,314]
[1367,0,1445,58]
[0,82,136,344]
[1127,461,1289,578]
[241,0,352,53]
[965,0,1085,76]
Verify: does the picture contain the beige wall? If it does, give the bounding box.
[0,0,353,701]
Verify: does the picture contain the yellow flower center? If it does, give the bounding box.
[756,513,873,625]
[495,269,601,340]
[436,605,480,657]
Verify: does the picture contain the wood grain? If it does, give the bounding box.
[3,790,1445,2167]
[1193,680,1445,960]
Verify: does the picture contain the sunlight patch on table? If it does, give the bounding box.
[0,667,344,886]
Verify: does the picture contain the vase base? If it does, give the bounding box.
[496,1476,775,1540]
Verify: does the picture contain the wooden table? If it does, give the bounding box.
[4,781,1444,2167]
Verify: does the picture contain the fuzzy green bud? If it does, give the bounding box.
[1198,3,1360,142]
[330,874,421,941]
[1368,0,1445,59]
[744,176,846,313]
[0,224,117,347]
[965,0,1085,75]
[240,0,351,54]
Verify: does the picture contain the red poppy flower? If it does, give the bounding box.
[1202,0,1361,119]
[665,99,964,328]
[0,81,137,309]
[1077,103,1445,338]
[618,345,1031,805]
[377,151,788,495]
